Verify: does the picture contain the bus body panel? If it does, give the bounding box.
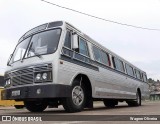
[58,55,148,100]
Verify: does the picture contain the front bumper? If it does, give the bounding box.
[2,84,72,100]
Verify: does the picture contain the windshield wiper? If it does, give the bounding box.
[34,52,41,58]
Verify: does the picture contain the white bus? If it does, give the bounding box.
[3,21,149,112]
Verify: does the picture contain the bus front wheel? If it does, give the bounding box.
[14,105,24,109]
[62,80,86,113]
[24,100,48,112]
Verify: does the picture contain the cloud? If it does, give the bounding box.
[0,0,160,80]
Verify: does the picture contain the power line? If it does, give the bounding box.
[41,0,160,31]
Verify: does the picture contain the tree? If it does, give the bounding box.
[148,78,155,84]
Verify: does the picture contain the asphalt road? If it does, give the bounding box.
[0,101,160,124]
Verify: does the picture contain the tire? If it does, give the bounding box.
[127,91,141,106]
[103,99,118,108]
[14,105,24,109]
[24,100,48,112]
[135,91,141,106]
[62,80,86,113]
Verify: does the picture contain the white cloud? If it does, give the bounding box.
[0,0,160,80]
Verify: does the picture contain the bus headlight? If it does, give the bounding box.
[36,73,41,81]
[5,80,8,86]
[42,73,47,80]
[34,72,52,83]
[5,79,11,87]
[8,79,11,85]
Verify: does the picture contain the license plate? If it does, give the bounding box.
[12,90,20,96]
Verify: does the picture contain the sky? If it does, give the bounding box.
[0,0,160,80]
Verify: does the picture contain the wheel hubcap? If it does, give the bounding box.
[72,86,84,106]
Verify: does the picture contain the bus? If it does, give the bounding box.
[2,21,149,112]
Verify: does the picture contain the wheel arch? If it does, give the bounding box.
[70,73,93,108]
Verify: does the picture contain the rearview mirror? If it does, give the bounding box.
[72,33,78,49]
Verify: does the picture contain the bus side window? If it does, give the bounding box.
[63,30,73,57]
[64,30,71,49]
[93,46,102,63]
[73,36,89,57]
[79,38,89,56]
[100,50,110,66]
[141,73,144,81]
[143,73,147,82]
[126,64,134,77]
[112,57,116,69]
[112,57,125,72]
[119,60,125,72]
[135,69,141,80]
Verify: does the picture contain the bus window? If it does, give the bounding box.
[143,73,147,82]
[100,51,110,66]
[62,30,73,57]
[135,69,141,80]
[112,57,125,72]
[79,38,89,56]
[73,37,89,57]
[141,73,144,81]
[126,64,134,77]
[25,29,61,58]
[12,37,31,62]
[64,30,71,49]
[93,46,102,63]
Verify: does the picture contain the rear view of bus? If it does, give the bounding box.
[3,21,149,113]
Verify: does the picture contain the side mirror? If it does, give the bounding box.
[7,54,13,66]
[72,33,78,49]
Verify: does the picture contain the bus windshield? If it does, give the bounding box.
[10,29,61,63]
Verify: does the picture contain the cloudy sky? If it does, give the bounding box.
[0,0,160,80]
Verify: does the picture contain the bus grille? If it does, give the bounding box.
[12,74,33,86]
[5,64,52,86]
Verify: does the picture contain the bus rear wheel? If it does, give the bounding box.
[127,91,141,106]
[62,80,86,113]
[24,100,48,112]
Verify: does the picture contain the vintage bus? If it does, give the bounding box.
[3,21,149,112]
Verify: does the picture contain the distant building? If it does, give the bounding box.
[150,82,160,100]
[0,75,4,87]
